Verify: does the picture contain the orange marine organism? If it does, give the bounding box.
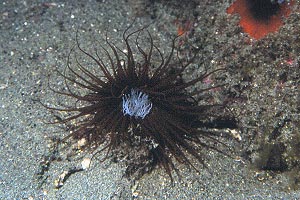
[227,0,294,40]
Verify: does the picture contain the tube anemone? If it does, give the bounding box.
[43,25,235,181]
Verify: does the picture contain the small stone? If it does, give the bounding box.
[77,138,87,148]
[230,129,242,141]
[81,157,91,170]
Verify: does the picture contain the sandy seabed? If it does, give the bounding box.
[0,0,299,199]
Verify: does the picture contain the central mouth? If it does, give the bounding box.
[122,89,152,119]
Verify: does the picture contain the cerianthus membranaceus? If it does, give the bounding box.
[43,25,234,181]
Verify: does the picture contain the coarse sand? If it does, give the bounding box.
[0,0,299,199]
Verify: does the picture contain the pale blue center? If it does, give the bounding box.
[122,89,152,119]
